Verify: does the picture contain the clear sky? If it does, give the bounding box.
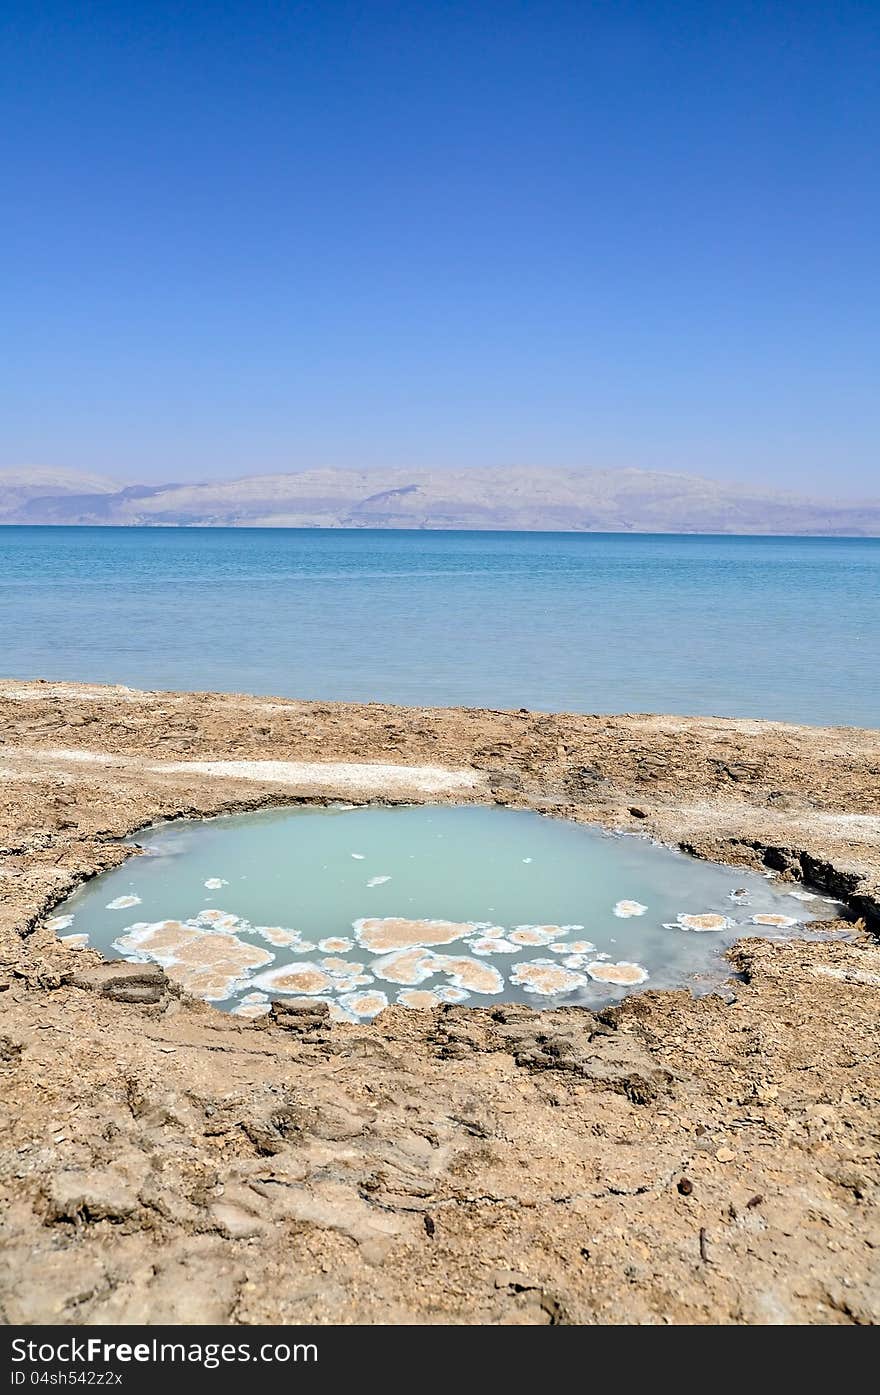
[2,0,878,493]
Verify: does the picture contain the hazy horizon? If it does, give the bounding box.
[3,2,878,493]
[2,459,879,505]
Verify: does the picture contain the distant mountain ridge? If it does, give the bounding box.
[1,465,878,535]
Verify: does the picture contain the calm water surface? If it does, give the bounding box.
[1,527,877,724]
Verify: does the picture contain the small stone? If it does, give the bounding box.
[45,1170,139,1223]
[208,1202,266,1239]
[677,1177,693,1196]
[715,1146,736,1163]
[493,1269,535,1292]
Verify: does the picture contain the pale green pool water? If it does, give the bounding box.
[50,805,845,1018]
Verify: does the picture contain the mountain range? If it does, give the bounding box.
[1,465,878,535]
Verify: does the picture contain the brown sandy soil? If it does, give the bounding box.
[1,679,879,1325]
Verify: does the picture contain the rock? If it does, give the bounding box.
[209,1202,267,1239]
[493,1269,537,1292]
[45,1169,139,1223]
[72,960,166,1004]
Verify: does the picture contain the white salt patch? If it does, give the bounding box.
[354,916,480,953]
[435,984,470,1003]
[59,933,89,949]
[670,913,732,933]
[587,961,649,986]
[509,926,559,946]
[370,948,439,986]
[522,857,533,864]
[320,956,352,973]
[153,759,484,797]
[430,956,504,995]
[232,1001,271,1018]
[252,925,303,947]
[113,919,273,1001]
[351,853,365,859]
[812,963,880,988]
[106,894,141,911]
[787,890,817,902]
[563,955,589,969]
[318,937,354,953]
[338,989,389,1019]
[194,908,241,931]
[251,962,334,996]
[330,971,374,992]
[750,913,799,929]
[469,936,519,955]
[549,940,596,955]
[397,988,443,1010]
[613,900,647,918]
[328,1002,359,1024]
[366,875,391,887]
[204,878,228,890]
[47,914,75,932]
[510,959,589,996]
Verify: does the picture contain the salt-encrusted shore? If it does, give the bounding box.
[1,680,879,1324]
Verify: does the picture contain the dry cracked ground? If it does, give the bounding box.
[1,680,879,1325]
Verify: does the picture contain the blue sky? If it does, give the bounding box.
[2,1,878,493]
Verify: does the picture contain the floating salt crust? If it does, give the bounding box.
[204,878,228,890]
[397,988,444,1009]
[613,900,648,918]
[587,961,649,986]
[435,984,470,1003]
[750,913,799,928]
[232,1000,270,1018]
[667,912,733,933]
[366,875,391,887]
[353,916,496,953]
[318,936,354,953]
[252,925,304,947]
[510,959,588,996]
[338,989,389,1019]
[509,925,560,946]
[106,894,141,911]
[371,948,440,985]
[250,962,333,996]
[47,914,75,932]
[430,955,505,995]
[114,919,273,1000]
[469,936,519,955]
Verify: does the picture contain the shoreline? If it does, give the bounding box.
[1,680,879,1323]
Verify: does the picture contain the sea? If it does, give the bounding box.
[0,527,877,726]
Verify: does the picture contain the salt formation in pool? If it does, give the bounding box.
[51,804,845,1020]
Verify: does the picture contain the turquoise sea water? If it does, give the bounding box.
[1,527,877,724]
[52,805,842,1015]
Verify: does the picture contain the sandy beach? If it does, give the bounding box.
[1,679,879,1324]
